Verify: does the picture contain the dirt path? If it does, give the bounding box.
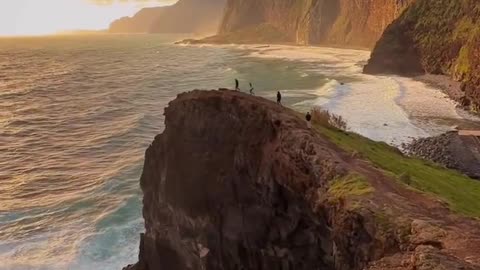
[315,129,480,266]
[219,91,480,267]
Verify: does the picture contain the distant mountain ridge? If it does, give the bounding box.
[213,0,414,48]
[109,0,226,34]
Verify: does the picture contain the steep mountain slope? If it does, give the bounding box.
[213,0,413,48]
[109,0,226,34]
[123,90,480,270]
[364,0,480,111]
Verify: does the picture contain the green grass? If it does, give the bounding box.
[328,173,374,199]
[315,124,480,218]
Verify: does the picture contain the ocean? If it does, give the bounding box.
[0,34,478,270]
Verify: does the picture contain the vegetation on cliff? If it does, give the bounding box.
[315,122,480,218]
[364,0,480,111]
[328,174,373,200]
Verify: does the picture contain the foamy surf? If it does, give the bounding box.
[2,35,480,270]
[241,44,479,145]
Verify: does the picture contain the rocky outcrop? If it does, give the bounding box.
[124,90,480,270]
[109,0,226,34]
[364,0,480,111]
[403,132,460,171]
[403,132,480,179]
[212,0,413,48]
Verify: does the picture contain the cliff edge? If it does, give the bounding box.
[124,90,480,270]
[189,0,413,48]
[364,0,480,112]
[109,0,226,34]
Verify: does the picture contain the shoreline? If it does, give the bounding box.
[175,37,372,52]
[413,74,480,121]
[413,74,464,104]
[178,40,480,134]
[179,41,480,139]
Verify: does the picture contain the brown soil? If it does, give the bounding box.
[317,124,480,269]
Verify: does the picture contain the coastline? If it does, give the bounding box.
[176,40,480,142]
[413,74,464,105]
[176,36,371,52]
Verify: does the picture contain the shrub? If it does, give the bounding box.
[311,107,348,131]
[399,172,412,186]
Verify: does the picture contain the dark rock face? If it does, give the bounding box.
[109,0,226,34]
[364,0,480,111]
[124,90,480,270]
[217,0,413,48]
[124,90,398,270]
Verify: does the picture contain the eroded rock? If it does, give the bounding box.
[125,90,480,270]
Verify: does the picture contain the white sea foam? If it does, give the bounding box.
[243,44,480,145]
[2,35,480,270]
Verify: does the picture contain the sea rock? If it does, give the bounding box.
[127,90,370,270]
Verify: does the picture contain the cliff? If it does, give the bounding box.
[109,0,226,34]
[364,0,480,111]
[202,0,413,48]
[124,90,480,270]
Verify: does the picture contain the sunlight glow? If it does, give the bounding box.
[0,0,177,36]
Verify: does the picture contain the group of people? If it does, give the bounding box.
[235,79,283,104]
[235,79,255,95]
[234,79,313,128]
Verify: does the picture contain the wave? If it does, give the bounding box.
[2,35,480,270]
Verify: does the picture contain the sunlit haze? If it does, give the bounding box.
[0,0,177,36]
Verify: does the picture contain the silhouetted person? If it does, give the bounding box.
[235,79,240,91]
[277,91,282,105]
[306,112,312,129]
[249,82,254,95]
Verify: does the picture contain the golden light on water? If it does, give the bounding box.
[0,0,177,36]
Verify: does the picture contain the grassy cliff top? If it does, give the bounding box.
[314,121,480,218]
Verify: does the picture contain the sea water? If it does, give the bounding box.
[0,34,478,270]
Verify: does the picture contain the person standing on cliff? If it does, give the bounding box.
[235,79,240,91]
[277,91,282,105]
[306,111,312,129]
[249,82,254,95]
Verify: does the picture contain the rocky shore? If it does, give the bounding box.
[414,74,467,108]
[403,132,480,179]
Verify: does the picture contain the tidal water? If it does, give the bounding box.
[0,34,478,270]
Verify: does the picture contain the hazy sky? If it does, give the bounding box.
[0,0,177,36]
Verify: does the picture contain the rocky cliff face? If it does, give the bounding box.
[364,0,480,111]
[123,90,480,270]
[217,0,413,48]
[109,0,226,34]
